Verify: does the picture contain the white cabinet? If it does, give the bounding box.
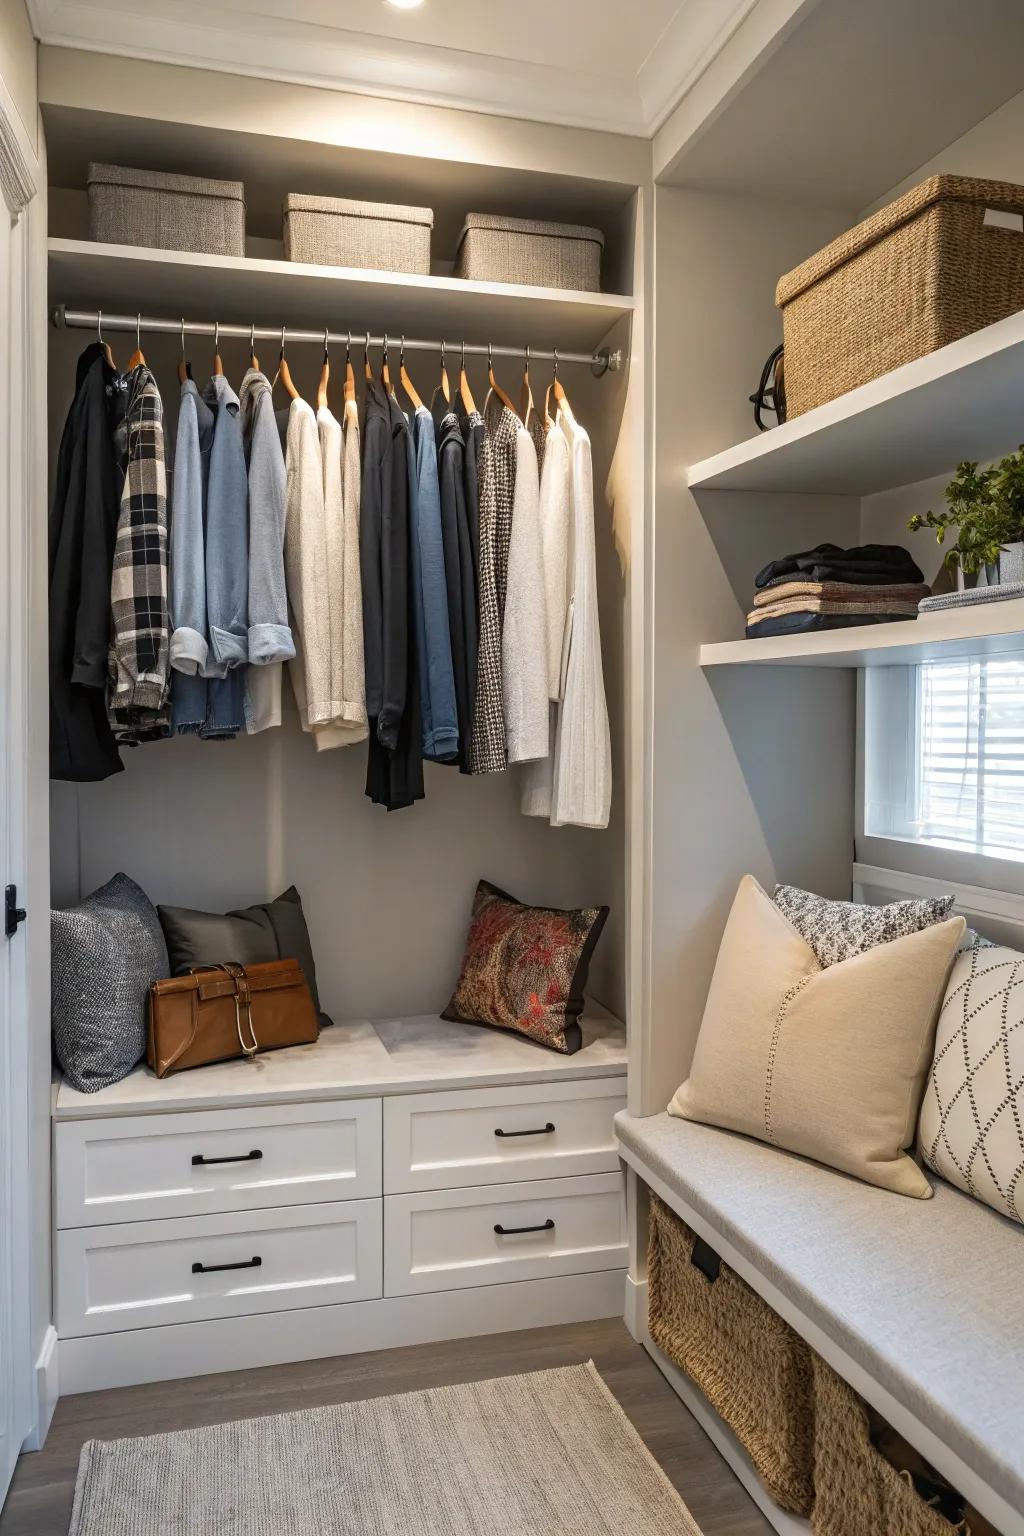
[51,1015,628,1388]
[57,1199,383,1337]
[55,1099,383,1227]
[384,1172,627,1297]
[384,1080,626,1192]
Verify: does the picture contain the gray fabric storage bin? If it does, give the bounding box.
[284,194,433,274]
[454,213,604,291]
[87,163,245,256]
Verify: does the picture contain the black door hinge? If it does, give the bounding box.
[5,885,26,938]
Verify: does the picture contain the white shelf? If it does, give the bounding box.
[52,1006,626,1120]
[700,599,1024,669]
[48,239,633,355]
[687,310,1024,497]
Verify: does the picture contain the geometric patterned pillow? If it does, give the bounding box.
[442,880,608,1054]
[918,934,1024,1226]
[773,884,956,968]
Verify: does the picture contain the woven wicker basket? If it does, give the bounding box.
[454,213,604,291]
[811,1355,968,1536]
[776,175,1024,417]
[87,163,245,257]
[283,194,432,275]
[646,1195,815,1515]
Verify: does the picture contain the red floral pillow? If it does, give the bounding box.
[442,881,609,1054]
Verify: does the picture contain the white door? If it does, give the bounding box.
[0,70,43,1504]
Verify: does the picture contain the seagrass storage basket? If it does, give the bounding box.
[777,175,1024,418]
[87,163,245,256]
[646,1194,815,1516]
[283,194,433,274]
[454,213,604,291]
[810,1354,977,1536]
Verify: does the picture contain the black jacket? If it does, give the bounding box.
[433,393,478,774]
[360,378,423,810]
[49,343,126,781]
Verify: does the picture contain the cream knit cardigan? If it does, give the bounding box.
[521,416,572,819]
[502,425,549,764]
[313,402,368,749]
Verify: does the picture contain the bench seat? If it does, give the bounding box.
[615,1110,1024,1535]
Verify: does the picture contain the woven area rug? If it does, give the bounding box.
[69,1362,702,1535]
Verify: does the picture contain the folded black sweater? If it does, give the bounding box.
[755,542,923,590]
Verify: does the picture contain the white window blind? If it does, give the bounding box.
[866,654,1024,862]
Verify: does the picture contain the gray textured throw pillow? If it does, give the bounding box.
[51,873,169,1093]
[773,884,956,968]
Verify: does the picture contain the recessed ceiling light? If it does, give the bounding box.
[385,0,424,8]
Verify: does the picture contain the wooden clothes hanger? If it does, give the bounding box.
[487,342,517,415]
[126,312,145,371]
[344,332,356,404]
[381,334,395,397]
[212,319,225,377]
[399,336,422,411]
[459,340,476,415]
[549,349,576,429]
[249,321,260,373]
[364,329,374,384]
[519,344,535,431]
[276,325,300,401]
[439,339,451,405]
[317,329,330,411]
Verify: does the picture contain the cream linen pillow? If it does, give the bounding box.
[669,876,965,1198]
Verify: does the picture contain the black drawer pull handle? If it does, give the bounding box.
[494,1220,555,1235]
[191,1149,263,1167]
[191,1256,262,1275]
[494,1123,555,1138]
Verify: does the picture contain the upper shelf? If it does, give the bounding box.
[47,240,634,355]
[700,599,1024,669]
[688,310,1024,498]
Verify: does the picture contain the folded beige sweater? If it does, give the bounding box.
[748,596,922,626]
[752,580,929,609]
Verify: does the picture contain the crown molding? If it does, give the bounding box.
[637,0,760,133]
[27,0,767,139]
[26,0,652,136]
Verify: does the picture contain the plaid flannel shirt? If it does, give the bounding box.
[107,365,171,742]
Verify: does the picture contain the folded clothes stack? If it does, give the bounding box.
[746,543,929,638]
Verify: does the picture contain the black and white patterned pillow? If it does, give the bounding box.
[51,873,169,1093]
[773,884,956,968]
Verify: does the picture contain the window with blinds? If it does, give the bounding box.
[865,654,1024,862]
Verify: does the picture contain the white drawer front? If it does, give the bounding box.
[57,1199,383,1337]
[383,1079,626,1193]
[384,1172,626,1297]
[55,1100,383,1228]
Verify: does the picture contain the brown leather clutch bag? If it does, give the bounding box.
[147,960,319,1078]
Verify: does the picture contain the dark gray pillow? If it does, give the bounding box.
[51,873,169,1093]
[773,883,956,968]
[157,886,324,1018]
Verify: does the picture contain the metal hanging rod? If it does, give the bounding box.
[51,306,624,376]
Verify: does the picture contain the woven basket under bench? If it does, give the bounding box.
[777,174,1024,417]
[646,1193,815,1516]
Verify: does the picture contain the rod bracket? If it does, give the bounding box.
[591,347,624,378]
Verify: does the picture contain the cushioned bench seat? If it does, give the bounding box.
[615,1110,1024,1533]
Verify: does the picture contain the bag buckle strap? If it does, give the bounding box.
[222,962,259,1058]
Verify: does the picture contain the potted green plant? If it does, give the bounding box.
[908,449,1024,587]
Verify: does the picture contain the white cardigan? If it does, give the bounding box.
[502,425,550,764]
[551,414,611,830]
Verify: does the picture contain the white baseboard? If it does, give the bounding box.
[624,1273,648,1342]
[59,1268,626,1395]
[646,1340,809,1536]
[21,1326,58,1452]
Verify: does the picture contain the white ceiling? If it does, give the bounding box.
[26,0,758,136]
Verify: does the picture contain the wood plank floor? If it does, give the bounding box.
[0,1318,774,1534]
